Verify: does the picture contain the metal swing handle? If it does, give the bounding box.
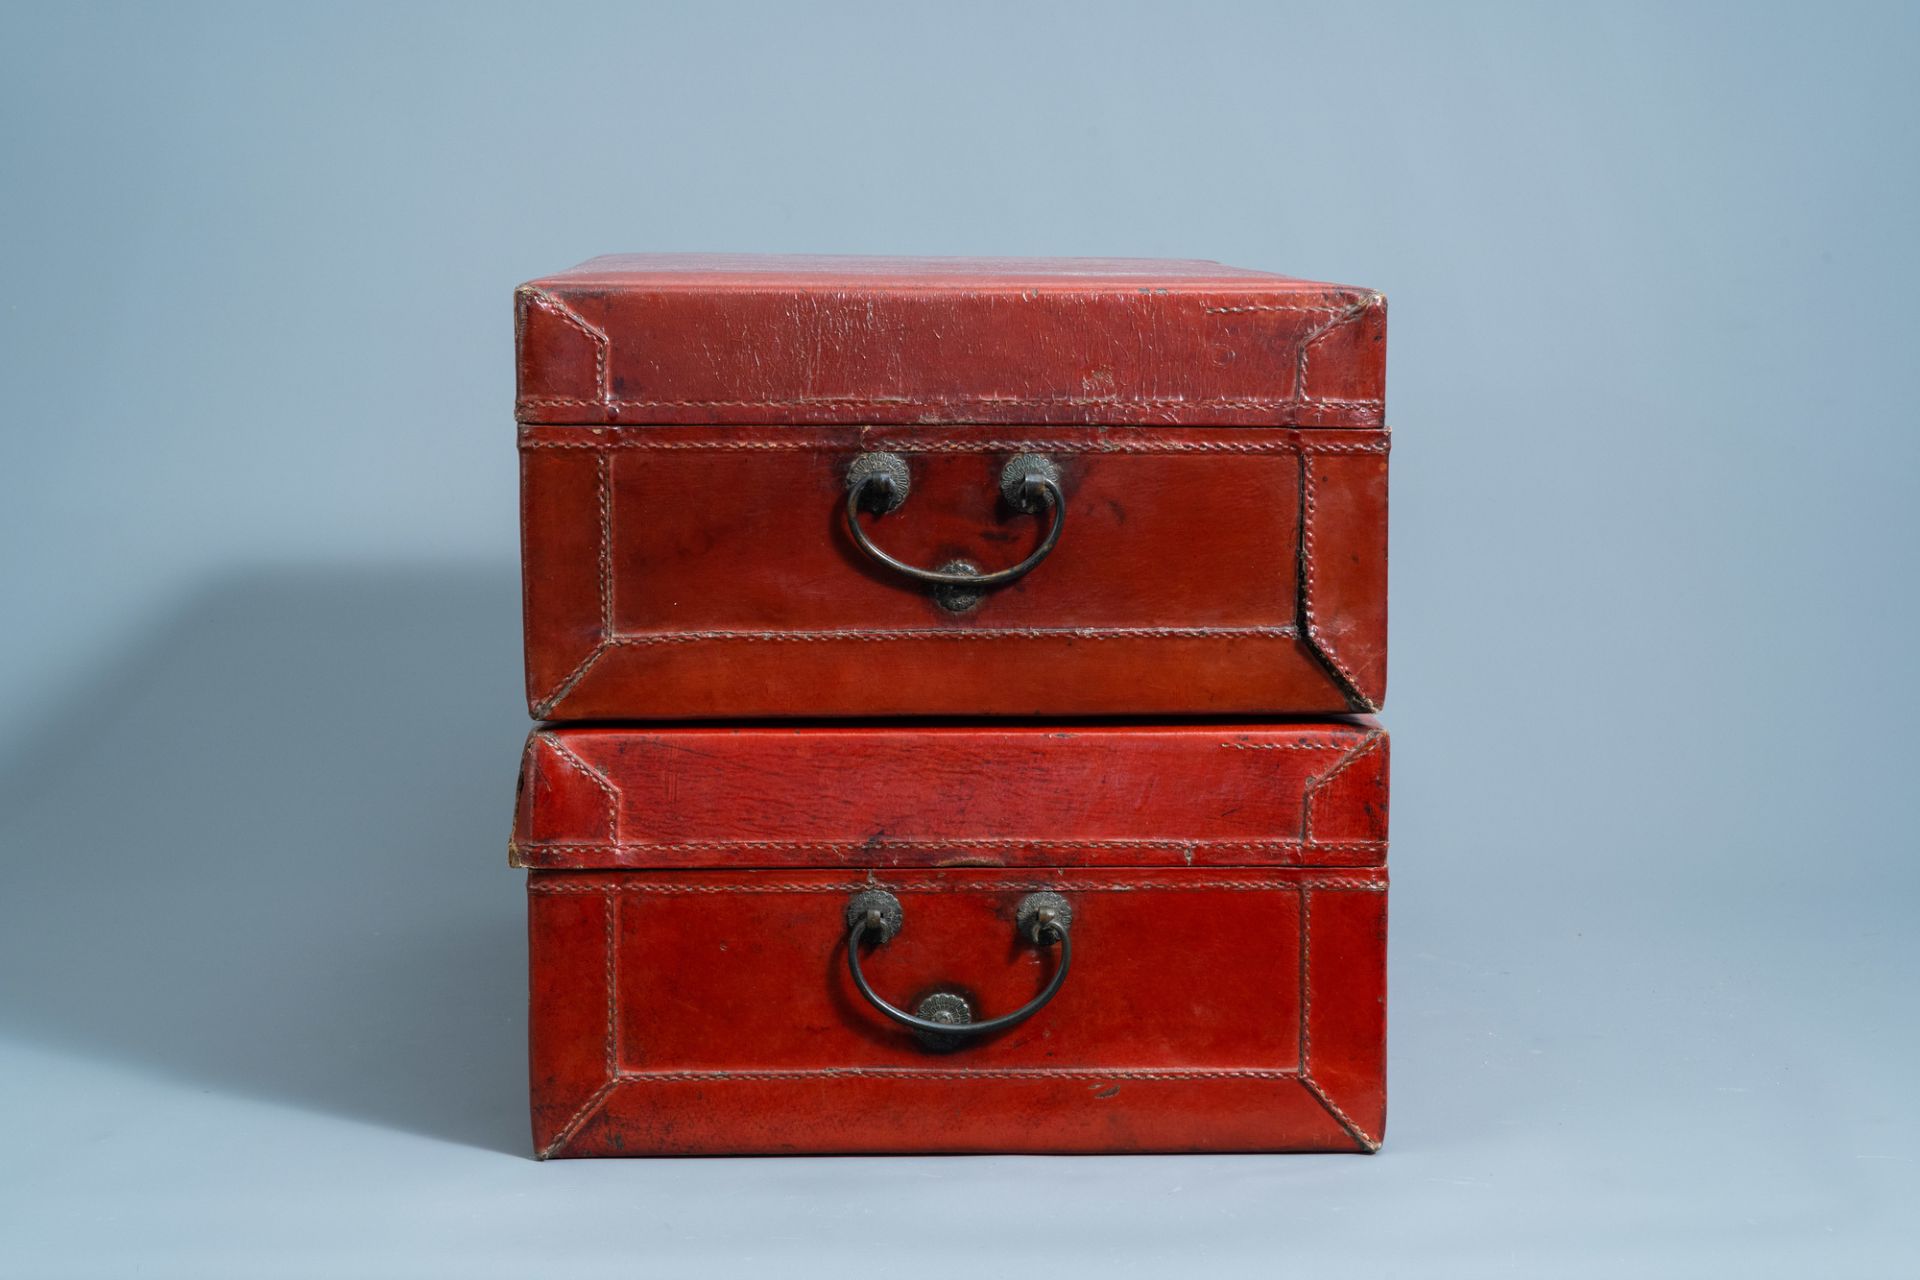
[843,889,1073,1045]
[843,452,1065,590]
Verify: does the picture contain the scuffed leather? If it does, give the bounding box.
[514,256,1389,720]
[512,257,1396,1157]
[519,722,1388,1156]
[516,255,1386,427]
[519,423,1388,718]
[529,868,1386,1157]
[510,721,1389,870]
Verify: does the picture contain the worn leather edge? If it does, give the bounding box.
[521,445,610,718]
[510,726,1388,870]
[513,842,1388,871]
[1300,729,1390,847]
[1300,1076,1379,1153]
[516,286,611,413]
[514,283,1385,427]
[523,427,1387,720]
[1297,881,1388,1152]
[526,874,1389,893]
[509,734,620,869]
[517,429,1391,455]
[1295,443,1389,712]
[518,399,1386,427]
[542,1075,1367,1158]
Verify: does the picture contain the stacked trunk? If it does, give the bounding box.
[511,256,1391,1156]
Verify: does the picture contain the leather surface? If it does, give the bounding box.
[520,423,1387,718]
[510,721,1388,870]
[528,867,1387,1156]
[516,255,1386,427]
[518,721,1388,1155]
[512,257,1393,1156]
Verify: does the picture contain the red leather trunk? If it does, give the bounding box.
[517,257,1387,720]
[515,720,1388,1157]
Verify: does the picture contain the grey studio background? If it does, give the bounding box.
[1,2,1915,1276]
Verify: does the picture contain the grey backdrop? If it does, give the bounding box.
[2,2,1915,1276]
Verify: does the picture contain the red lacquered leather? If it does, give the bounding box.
[528,867,1386,1157]
[519,722,1388,1157]
[516,255,1386,427]
[510,721,1388,870]
[516,256,1388,721]
[519,423,1387,718]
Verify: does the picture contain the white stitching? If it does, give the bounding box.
[1300,1075,1379,1152]
[526,876,1387,895]
[526,443,613,718]
[1301,887,1315,1070]
[518,436,1390,455]
[611,1067,1299,1083]
[1296,294,1381,404]
[1201,304,1350,316]
[517,836,1382,851]
[517,395,1382,411]
[1302,729,1386,844]
[534,878,1384,1154]
[597,451,613,635]
[603,890,618,1076]
[1220,740,1358,751]
[1297,881,1384,1151]
[538,1077,619,1160]
[522,444,611,717]
[602,625,1299,646]
[516,838,1384,853]
[519,288,611,408]
[1299,453,1377,711]
[535,733,618,840]
[530,640,607,719]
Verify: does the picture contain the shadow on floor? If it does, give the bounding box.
[0,563,531,1155]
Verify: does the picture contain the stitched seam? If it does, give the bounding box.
[527,877,1387,895]
[538,1077,619,1160]
[518,845,1381,867]
[517,395,1383,411]
[1299,454,1375,712]
[602,625,1299,645]
[507,737,535,865]
[1303,729,1386,845]
[1301,1075,1379,1152]
[526,443,613,717]
[530,640,607,719]
[1201,304,1352,316]
[518,453,535,707]
[533,876,1378,1151]
[520,288,611,407]
[597,451,613,635]
[603,890,618,1076]
[535,733,618,841]
[1220,740,1357,752]
[1296,295,1380,404]
[1299,881,1382,1152]
[608,1067,1299,1083]
[516,838,1385,852]
[518,437,1389,455]
[1299,884,1310,1086]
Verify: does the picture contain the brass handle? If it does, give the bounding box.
[844,453,1065,601]
[843,889,1073,1048]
